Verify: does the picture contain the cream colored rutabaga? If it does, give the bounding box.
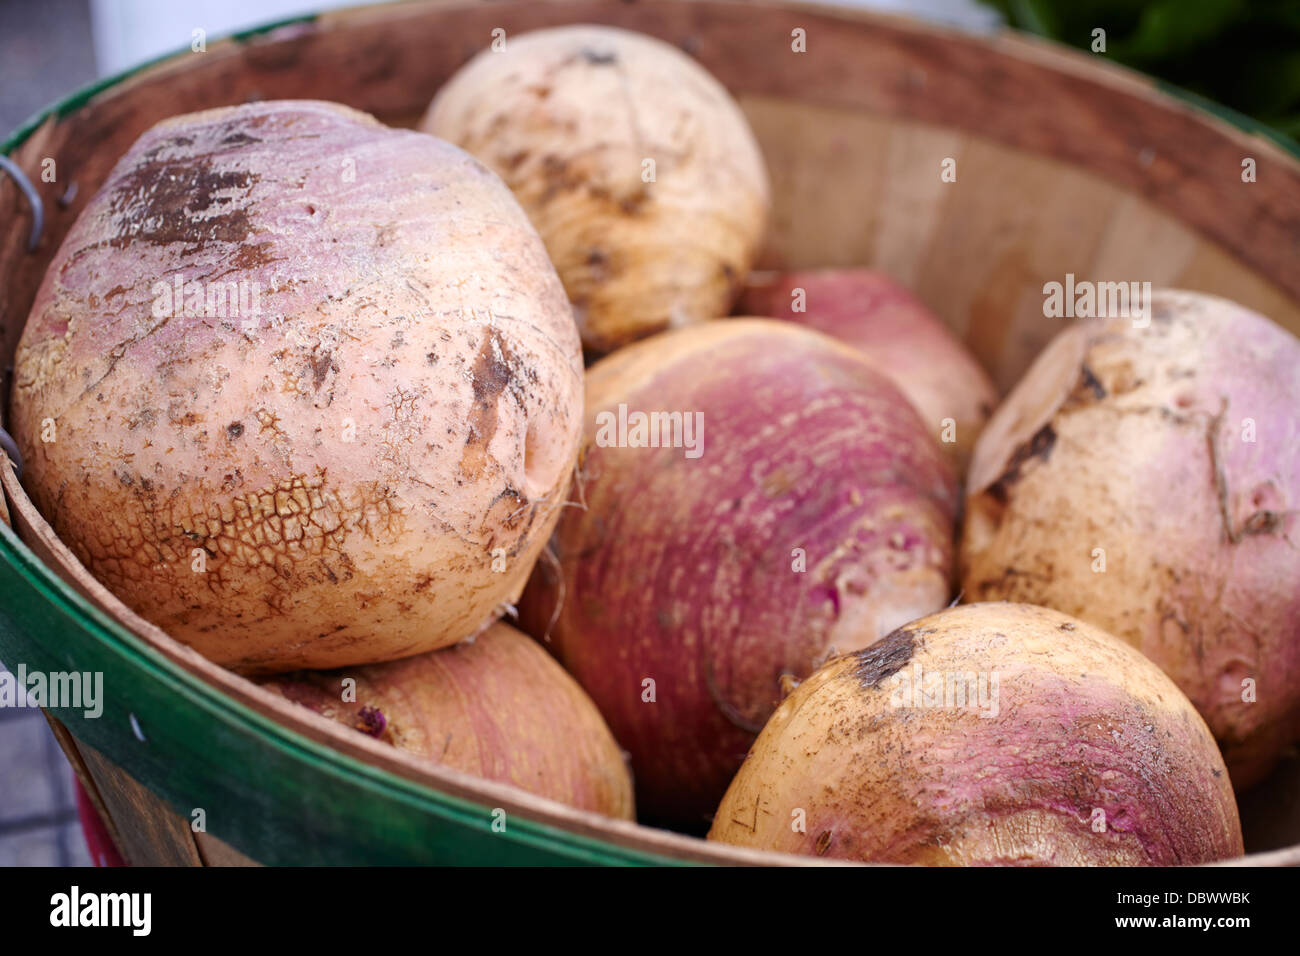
[423,24,771,353]
[710,603,1243,866]
[11,101,584,673]
[961,290,1300,790]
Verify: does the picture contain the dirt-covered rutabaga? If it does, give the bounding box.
[960,290,1300,790]
[10,101,584,674]
[519,320,958,825]
[422,25,771,353]
[740,269,996,477]
[262,622,634,819]
[709,603,1244,865]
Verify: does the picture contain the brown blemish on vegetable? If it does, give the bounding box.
[986,422,1057,503]
[617,189,649,216]
[229,241,276,270]
[579,47,619,65]
[852,625,918,689]
[256,407,285,438]
[106,155,259,250]
[461,328,514,477]
[586,248,611,280]
[219,130,260,147]
[1206,398,1292,545]
[1240,510,1284,535]
[1067,363,1107,406]
[967,564,1054,601]
[1208,399,1241,545]
[126,407,158,431]
[815,830,833,855]
[226,421,244,439]
[308,348,336,391]
[537,154,584,205]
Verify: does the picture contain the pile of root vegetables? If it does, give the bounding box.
[12,24,1299,866]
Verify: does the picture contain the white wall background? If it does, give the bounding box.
[89,0,1002,76]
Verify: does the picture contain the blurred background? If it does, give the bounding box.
[2,0,991,134]
[983,0,1300,141]
[1,0,1294,866]
[6,1,1300,141]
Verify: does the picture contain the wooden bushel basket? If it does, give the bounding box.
[1,0,1298,865]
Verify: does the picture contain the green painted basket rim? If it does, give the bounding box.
[0,521,675,865]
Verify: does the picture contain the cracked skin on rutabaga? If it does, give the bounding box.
[10,100,583,674]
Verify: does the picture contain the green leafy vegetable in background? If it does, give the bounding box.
[980,0,1300,142]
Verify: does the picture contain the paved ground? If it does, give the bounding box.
[0,666,92,866]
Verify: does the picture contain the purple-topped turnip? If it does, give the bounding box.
[709,602,1243,865]
[520,319,957,823]
[962,290,1300,789]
